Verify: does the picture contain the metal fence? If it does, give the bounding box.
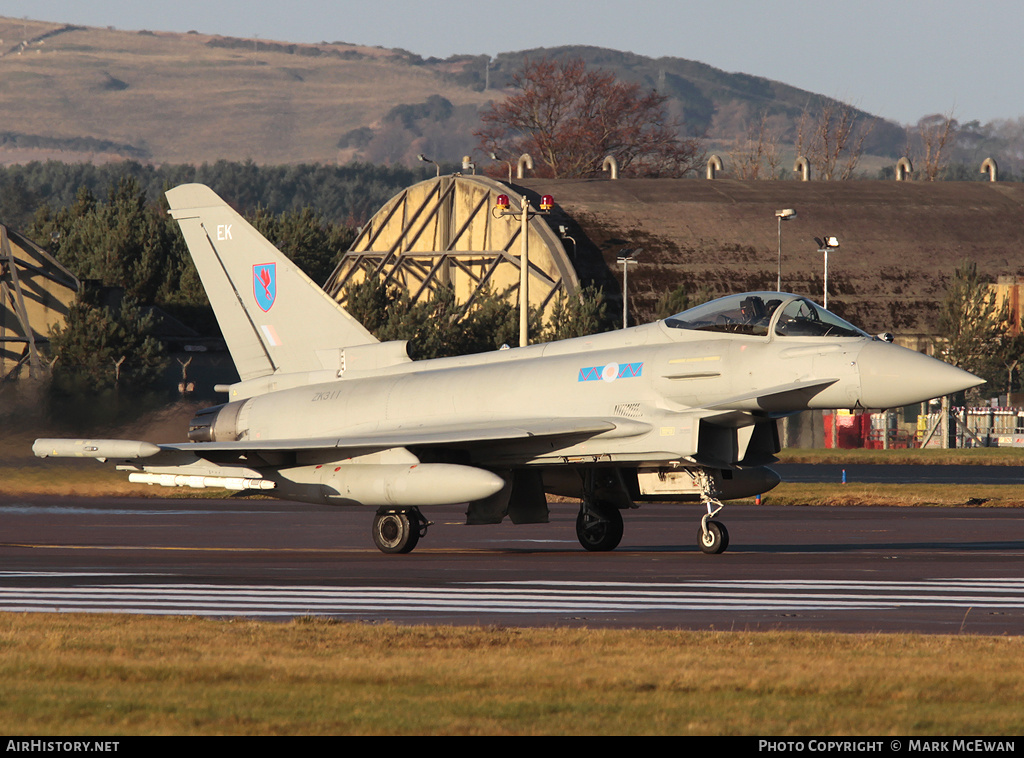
[913,408,1024,448]
[840,408,1024,449]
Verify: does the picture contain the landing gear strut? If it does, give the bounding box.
[372,507,431,554]
[696,470,730,555]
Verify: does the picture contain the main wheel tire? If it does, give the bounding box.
[699,520,729,555]
[576,506,624,552]
[373,510,420,554]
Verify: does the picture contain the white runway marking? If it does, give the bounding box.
[2,576,1024,617]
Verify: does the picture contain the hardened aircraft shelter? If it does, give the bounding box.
[323,174,579,324]
[1,223,79,380]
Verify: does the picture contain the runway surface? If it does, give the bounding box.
[3,493,1024,633]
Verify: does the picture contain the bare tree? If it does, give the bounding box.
[796,101,874,180]
[729,111,782,179]
[915,110,958,180]
[476,57,704,179]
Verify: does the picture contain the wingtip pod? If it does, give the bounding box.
[33,439,161,459]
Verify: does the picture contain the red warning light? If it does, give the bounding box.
[540,195,554,211]
[495,194,510,210]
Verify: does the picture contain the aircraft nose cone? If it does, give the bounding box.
[858,341,984,408]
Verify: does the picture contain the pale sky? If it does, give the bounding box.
[5,0,1022,125]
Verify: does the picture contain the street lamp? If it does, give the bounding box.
[417,153,440,177]
[558,224,576,259]
[616,248,642,329]
[774,208,796,291]
[489,151,513,183]
[815,236,840,309]
[493,193,555,346]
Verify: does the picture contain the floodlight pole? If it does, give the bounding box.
[493,193,554,346]
[817,236,839,309]
[775,209,796,291]
[824,248,829,309]
[520,199,530,346]
[617,249,641,329]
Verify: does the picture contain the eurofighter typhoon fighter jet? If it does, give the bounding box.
[34,184,983,554]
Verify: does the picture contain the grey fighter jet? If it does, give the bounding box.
[33,184,983,555]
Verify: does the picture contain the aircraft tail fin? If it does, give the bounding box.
[166,183,377,382]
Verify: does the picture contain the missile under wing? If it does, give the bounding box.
[33,184,983,555]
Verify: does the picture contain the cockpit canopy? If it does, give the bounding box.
[664,292,869,339]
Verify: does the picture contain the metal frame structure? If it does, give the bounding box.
[324,175,579,324]
[1,223,79,380]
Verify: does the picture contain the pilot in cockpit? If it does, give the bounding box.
[739,296,782,330]
[739,296,765,324]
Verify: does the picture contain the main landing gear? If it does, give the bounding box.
[575,469,628,552]
[696,470,730,555]
[576,502,624,552]
[372,507,431,554]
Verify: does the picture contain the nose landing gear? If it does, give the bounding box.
[697,470,730,555]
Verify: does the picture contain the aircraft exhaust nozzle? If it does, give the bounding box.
[323,464,505,506]
[857,341,985,408]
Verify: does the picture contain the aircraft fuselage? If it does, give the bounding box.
[195,315,962,470]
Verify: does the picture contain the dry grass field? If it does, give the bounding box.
[1,614,1023,735]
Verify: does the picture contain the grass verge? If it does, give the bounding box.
[1,614,1023,735]
[2,464,148,497]
[777,447,1024,466]
[755,482,1024,508]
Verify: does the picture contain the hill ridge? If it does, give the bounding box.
[0,15,900,167]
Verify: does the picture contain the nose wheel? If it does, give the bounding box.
[699,517,729,554]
